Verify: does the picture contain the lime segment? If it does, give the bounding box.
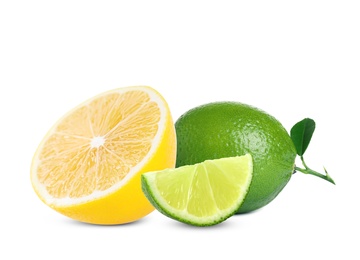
[141,154,253,226]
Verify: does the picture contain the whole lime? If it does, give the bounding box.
[175,101,297,213]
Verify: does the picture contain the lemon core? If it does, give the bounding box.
[91,136,105,148]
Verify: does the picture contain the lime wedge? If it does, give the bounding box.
[141,154,253,226]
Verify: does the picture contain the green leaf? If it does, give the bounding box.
[290,118,316,156]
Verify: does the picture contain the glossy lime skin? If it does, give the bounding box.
[175,102,297,213]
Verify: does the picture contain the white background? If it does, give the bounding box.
[1,0,359,259]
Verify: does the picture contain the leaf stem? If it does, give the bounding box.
[295,156,335,185]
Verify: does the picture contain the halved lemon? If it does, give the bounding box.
[141,154,253,226]
[31,86,176,225]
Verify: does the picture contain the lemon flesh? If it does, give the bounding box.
[141,154,253,226]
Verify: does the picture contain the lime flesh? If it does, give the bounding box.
[141,155,253,226]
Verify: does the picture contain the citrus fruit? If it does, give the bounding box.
[175,101,297,213]
[30,86,176,225]
[141,154,253,226]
